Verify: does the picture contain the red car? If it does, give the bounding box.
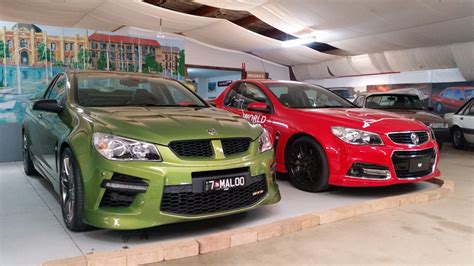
[215,80,440,192]
[432,86,474,113]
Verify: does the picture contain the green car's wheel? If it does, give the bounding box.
[452,127,467,150]
[60,148,89,231]
[22,133,37,176]
[285,136,330,192]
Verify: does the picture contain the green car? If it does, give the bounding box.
[23,71,280,231]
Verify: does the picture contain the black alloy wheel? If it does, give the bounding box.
[285,136,330,192]
[60,148,88,231]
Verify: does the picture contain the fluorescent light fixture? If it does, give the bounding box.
[281,37,317,48]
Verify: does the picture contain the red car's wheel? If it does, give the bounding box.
[285,136,330,192]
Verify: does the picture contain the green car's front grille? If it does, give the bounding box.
[168,138,252,158]
[221,138,251,156]
[160,174,267,216]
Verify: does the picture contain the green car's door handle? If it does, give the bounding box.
[37,113,43,119]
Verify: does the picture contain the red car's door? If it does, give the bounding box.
[219,82,275,135]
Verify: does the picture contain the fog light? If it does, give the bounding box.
[347,163,391,180]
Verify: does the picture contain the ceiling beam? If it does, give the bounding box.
[190,5,219,16]
[258,28,296,41]
[232,15,260,27]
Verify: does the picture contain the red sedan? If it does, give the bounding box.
[215,80,440,192]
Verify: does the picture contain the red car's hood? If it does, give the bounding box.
[297,108,428,133]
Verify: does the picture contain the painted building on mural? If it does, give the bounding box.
[1,23,88,66]
[1,24,181,73]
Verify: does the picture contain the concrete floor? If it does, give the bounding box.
[154,144,474,265]
[0,145,465,265]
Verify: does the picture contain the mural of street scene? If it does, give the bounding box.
[367,82,474,114]
[0,21,185,124]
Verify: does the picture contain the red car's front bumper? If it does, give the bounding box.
[325,137,440,187]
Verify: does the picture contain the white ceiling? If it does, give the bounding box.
[0,0,473,79]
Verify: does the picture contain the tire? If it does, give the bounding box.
[435,102,443,113]
[60,148,89,231]
[285,136,330,192]
[452,127,467,150]
[22,133,37,176]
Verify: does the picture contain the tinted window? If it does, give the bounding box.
[365,94,424,109]
[76,73,206,108]
[265,83,354,108]
[354,96,365,107]
[443,89,453,98]
[224,82,269,109]
[47,74,67,103]
[332,89,351,99]
[452,89,464,100]
[464,89,473,100]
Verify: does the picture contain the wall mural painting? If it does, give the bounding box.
[367,82,474,114]
[0,21,185,124]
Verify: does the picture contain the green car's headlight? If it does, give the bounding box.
[93,133,162,161]
[258,128,273,153]
[331,126,384,145]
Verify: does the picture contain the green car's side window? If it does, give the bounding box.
[46,74,67,104]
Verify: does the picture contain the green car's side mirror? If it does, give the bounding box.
[33,99,63,114]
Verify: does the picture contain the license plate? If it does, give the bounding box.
[205,176,246,192]
[409,157,431,172]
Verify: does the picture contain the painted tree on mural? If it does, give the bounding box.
[144,53,161,73]
[97,53,107,70]
[37,43,52,62]
[177,49,185,76]
[0,41,11,60]
[77,48,92,69]
[0,41,11,87]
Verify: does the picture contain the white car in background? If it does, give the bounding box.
[445,98,474,149]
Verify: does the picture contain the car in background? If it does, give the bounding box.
[390,87,430,107]
[431,86,474,113]
[354,92,449,147]
[328,87,356,102]
[444,98,474,149]
[215,80,440,192]
[22,71,280,231]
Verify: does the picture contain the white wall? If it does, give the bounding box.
[305,68,466,92]
[206,73,242,98]
[194,73,242,99]
[185,37,290,80]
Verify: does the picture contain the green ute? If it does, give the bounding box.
[22,71,280,231]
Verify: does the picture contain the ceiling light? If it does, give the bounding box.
[281,37,317,48]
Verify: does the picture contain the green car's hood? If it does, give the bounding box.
[82,106,261,145]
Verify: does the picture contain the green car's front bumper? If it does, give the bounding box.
[74,139,280,230]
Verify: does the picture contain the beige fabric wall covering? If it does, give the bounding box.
[200,0,474,54]
[451,42,474,81]
[292,43,474,81]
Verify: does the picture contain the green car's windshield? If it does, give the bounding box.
[365,94,424,110]
[76,73,207,108]
[265,83,356,108]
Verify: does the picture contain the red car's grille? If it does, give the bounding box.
[388,131,429,145]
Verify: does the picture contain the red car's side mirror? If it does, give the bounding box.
[248,102,270,113]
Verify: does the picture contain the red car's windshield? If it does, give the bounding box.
[265,83,356,108]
